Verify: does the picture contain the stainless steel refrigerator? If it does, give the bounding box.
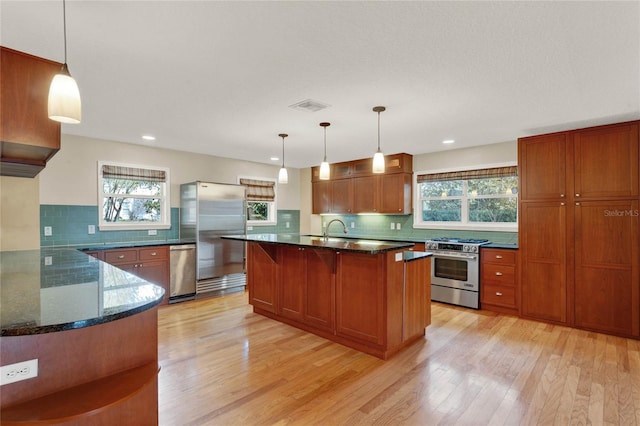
[179,182,246,295]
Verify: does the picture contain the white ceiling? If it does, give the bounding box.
[2,1,639,169]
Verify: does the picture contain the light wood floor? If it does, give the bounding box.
[157,292,640,425]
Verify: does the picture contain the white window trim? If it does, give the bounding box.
[98,161,171,231]
[237,175,277,226]
[413,161,518,232]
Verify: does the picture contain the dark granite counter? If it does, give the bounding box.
[484,243,519,249]
[222,233,414,253]
[403,251,433,262]
[0,248,165,336]
[79,239,195,251]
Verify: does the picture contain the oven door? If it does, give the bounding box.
[431,252,479,291]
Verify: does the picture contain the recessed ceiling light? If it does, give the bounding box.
[270,156,279,162]
[442,139,455,144]
[142,135,156,141]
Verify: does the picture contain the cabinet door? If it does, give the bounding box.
[353,176,378,213]
[518,133,568,201]
[137,259,169,304]
[379,173,412,214]
[574,200,639,337]
[279,246,305,322]
[305,249,336,332]
[247,243,278,313]
[331,179,353,213]
[520,202,568,324]
[312,181,331,214]
[336,252,384,345]
[573,122,639,199]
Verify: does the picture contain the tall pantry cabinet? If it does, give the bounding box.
[518,121,639,338]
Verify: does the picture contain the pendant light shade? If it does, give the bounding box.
[319,122,331,180]
[48,0,81,124]
[278,133,288,184]
[372,106,386,173]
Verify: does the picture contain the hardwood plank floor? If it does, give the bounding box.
[158,292,640,425]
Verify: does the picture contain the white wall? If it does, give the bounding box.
[0,175,41,250]
[39,134,301,209]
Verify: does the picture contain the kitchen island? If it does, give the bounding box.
[0,248,164,425]
[223,234,432,359]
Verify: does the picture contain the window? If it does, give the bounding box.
[415,165,518,231]
[98,161,170,230]
[239,177,277,226]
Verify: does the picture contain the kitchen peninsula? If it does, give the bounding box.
[223,234,432,359]
[0,248,164,425]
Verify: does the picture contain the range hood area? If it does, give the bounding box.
[1,47,62,178]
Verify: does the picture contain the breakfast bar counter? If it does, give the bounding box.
[223,234,432,359]
[0,248,164,425]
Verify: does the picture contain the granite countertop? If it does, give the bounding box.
[0,248,165,336]
[483,243,519,249]
[222,234,415,254]
[403,251,433,262]
[80,239,195,251]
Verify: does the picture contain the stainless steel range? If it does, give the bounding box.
[425,238,490,309]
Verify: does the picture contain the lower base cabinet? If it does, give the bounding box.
[246,242,431,359]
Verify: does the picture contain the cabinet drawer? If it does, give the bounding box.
[139,246,168,261]
[482,263,516,285]
[482,284,516,308]
[482,249,516,265]
[104,249,138,264]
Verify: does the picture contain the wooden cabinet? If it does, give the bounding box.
[278,246,305,322]
[304,249,336,332]
[481,248,519,315]
[574,200,639,337]
[103,246,170,305]
[311,153,412,214]
[0,47,62,178]
[518,120,639,337]
[335,252,385,345]
[247,243,278,313]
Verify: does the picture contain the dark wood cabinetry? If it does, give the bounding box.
[102,246,170,305]
[1,47,62,178]
[518,120,639,338]
[247,243,278,313]
[481,248,519,315]
[311,153,412,214]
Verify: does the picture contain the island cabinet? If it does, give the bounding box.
[311,153,413,215]
[519,120,639,338]
[0,47,62,178]
[481,248,519,316]
[242,237,431,359]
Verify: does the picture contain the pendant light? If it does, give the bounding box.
[278,133,288,184]
[372,106,386,173]
[319,122,331,180]
[48,0,82,124]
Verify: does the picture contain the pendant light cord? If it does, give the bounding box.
[377,111,381,151]
[63,0,68,64]
[323,127,327,161]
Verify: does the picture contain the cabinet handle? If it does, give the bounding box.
[150,252,157,256]
[138,263,143,267]
[495,272,503,276]
[496,292,503,296]
[118,255,125,259]
[560,202,565,206]
[576,202,580,206]
[495,255,503,259]
[575,193,580,197]
[560,194,565,198]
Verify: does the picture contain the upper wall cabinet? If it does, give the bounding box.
[311,153,413,215]
[0,47,62,178]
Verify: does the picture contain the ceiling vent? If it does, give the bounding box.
[289,99,330,113]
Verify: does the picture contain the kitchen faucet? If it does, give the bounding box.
[323,219,348,240]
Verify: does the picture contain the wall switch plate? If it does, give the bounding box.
[1,359,38,385]
[395,253,403,262]
[285,222,290,228]
[247,226,253,231]
[88,225,96,234]
[390,223,395,230]
[396,223,401,230]
[148,229,157,236]
[44,256,52,266]
[44,226,52,236]
[350,222,355,229]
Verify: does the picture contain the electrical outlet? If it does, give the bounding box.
[44,256,52,266]
[285,222,290,228]
[44,226,52,236]
[247,226,253,231]
[396,223,401,230]
[390,223,395,230]
[1,359,38,385]
[350,222,355,229]
[88,225,96,234]
[148,229,157,236]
